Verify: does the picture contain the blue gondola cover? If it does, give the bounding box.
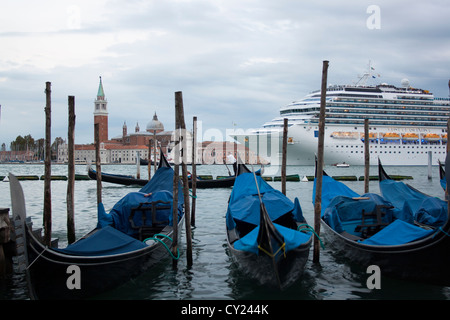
[234,223,311,254]
[227,172,308,254]
[97,166,184,236]
[56,226,147,256]
[226,172,303,230]
[318,172,447,245]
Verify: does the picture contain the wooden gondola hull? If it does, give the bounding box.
[26,216,184,300]
[321,219,450,286]
[227,235,311,289]
[88,167,236,189]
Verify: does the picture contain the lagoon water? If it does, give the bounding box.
[1,163,449,300]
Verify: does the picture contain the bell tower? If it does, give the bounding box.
[94,76,108,143]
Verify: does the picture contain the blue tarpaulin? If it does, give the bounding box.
[234,223,312,255]
[361,219,434,245]
[380,179,447,227]
[313,175,359,216]
[226,172,303,230]
[226,172,309,254]
[97,166,184,236]
[322,194,394,234]
[316,173,447,246]
[56,226,147,256]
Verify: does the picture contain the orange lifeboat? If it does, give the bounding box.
[402,133,419,141]
[423,133,440,141]
[330,132,359,139]
[383,133,400,140]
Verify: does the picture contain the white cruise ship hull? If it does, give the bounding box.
[234,125,447,166]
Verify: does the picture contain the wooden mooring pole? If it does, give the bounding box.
[175,91,193,267]
[153,131,157,173]
[281,118,288,195]
[148,143,152,180]
[364,118,370,193]
[172,136,180,269]
[43,82,52,247]
[67,96,76,244]
[191,116,198,227]
[94,123,102,205]
[136,152,141,179]
[313,60,329,264]
[0,208,11,277]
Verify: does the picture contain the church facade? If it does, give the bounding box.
[58,77,184,164]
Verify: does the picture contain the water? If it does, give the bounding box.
[1,163,449,300]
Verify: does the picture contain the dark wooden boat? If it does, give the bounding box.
[226,165,312,289]
[10,152,185,299]
[88,160,253,189]
[316,157,450,286]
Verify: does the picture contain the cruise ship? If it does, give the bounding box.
[232,73,450,166]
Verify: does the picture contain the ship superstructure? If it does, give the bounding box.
[233,70,450,166]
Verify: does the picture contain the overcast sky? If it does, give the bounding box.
[1,0,449,148]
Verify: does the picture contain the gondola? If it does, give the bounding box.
[9,151,185,299]
[316,157,450,286]
[226,164,313,289]
[88,162,251,189]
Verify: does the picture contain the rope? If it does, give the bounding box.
[27,246,48,270]
[189,189,197,198]
[297,223,325,249]
[143,234,180,260]
[434,227,450,238]
[258,242,286,258]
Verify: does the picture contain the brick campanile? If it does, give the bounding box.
[94,76,108,143]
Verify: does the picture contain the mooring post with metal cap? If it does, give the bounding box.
[313,60,329,264]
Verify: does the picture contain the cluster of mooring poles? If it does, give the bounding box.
[40,83,195,268]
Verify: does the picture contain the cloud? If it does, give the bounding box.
[0,0,449,148]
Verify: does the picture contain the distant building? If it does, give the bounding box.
[0,150,35,162]
[57,77,193,164]
[57,77,262,165]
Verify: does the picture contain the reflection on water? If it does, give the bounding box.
[1,163,449,300]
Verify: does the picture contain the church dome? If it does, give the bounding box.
[146,112,164,132]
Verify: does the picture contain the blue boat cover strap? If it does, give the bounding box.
[234,223,311,254]
[55,226,147,256]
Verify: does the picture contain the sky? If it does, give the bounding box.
[1,0,449,149]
